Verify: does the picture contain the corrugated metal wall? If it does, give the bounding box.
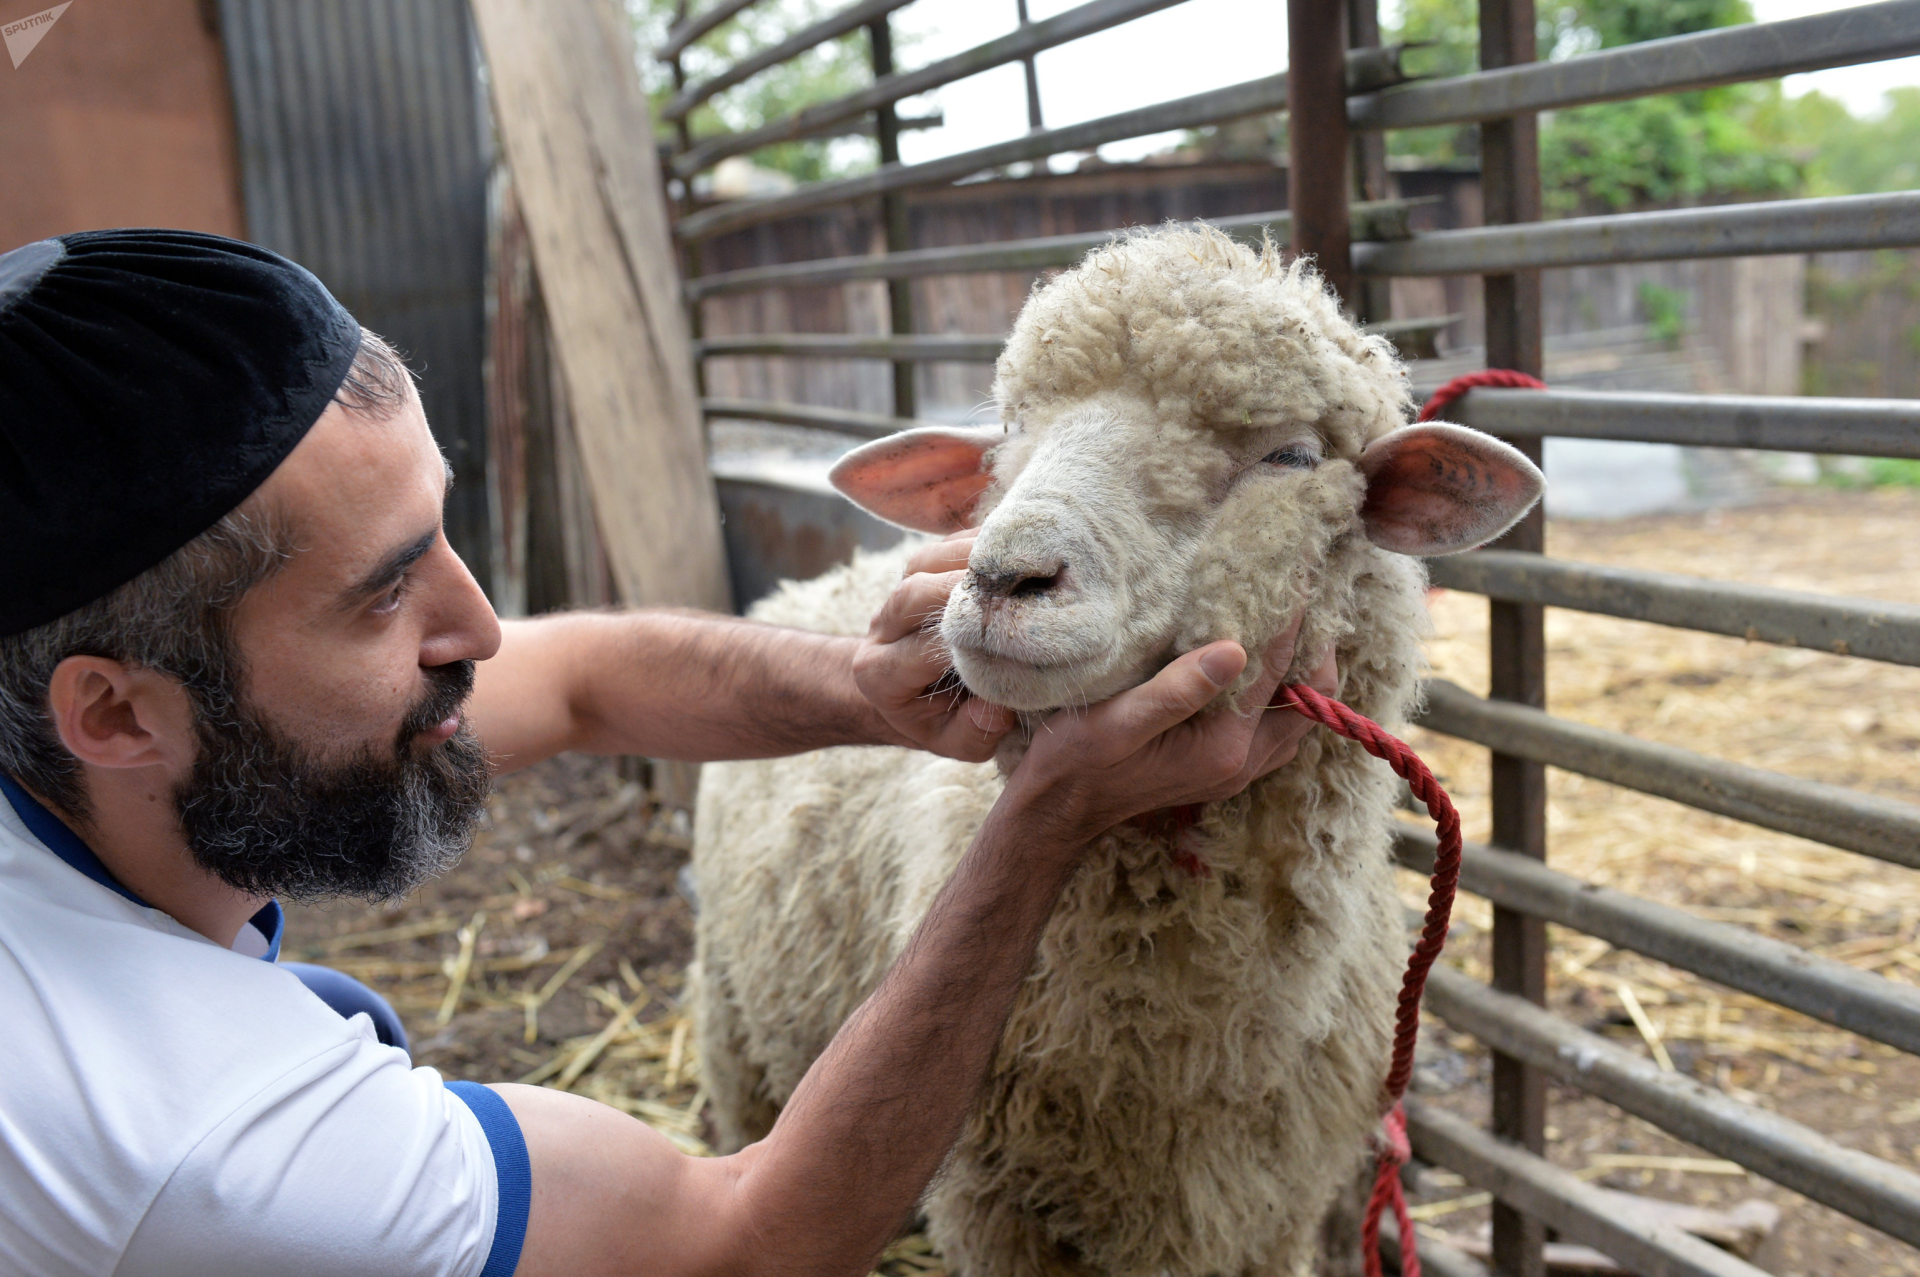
[217,0,494,592]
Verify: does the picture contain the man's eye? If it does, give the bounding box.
[371,581,408,615]
[1261,446,1318,469]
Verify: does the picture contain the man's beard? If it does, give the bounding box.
[174,660,491,903]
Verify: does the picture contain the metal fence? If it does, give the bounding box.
[653,2,1920,1273]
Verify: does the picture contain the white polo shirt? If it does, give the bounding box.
[0,774,530,1277]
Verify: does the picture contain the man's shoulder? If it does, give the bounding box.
[0,850,371,1129]
[0,822,394,1274]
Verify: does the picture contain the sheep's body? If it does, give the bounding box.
[691,226,1484,1276]
[695,544,1427,1276]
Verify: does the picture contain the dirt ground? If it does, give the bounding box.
[282,487,1920,1277]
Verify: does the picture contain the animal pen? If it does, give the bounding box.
[493,1,1920,1274]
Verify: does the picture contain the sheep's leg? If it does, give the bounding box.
[923,1179,1101,1277]
[691,962,779,1153]
[1307,1162,1374,1277]
[928,1224,1101,1277]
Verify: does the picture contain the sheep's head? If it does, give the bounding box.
[832,225,1542,712]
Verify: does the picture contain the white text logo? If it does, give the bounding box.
[4,2,73,70]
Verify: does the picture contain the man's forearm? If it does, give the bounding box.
[726,797,1083,1277]
[589,610,904,758]
[473,610,908,769]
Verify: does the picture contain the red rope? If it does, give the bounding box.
[1272,683,1461,1277]
[1416,368,1546,423]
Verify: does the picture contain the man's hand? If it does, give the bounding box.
[1008,615,1339,843]
[852,531,1017,763]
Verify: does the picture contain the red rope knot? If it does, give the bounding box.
[1362,1104,1418,1277]
[1417,368,1547,423]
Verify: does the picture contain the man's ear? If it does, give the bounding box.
[1357,422,1545,556]
[45,656,196,774]
[828,426,1001,534]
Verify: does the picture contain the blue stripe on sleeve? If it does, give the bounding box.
[251,900,285,962]
[446,1081,532,1277]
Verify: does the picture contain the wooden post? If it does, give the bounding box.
[470,0,731,613]
[1479,1,1548,1275]
[1287,0,1351,307]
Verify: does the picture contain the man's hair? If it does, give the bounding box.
[0,329,414,818]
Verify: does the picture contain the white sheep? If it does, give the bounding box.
[692,225,1542,1277]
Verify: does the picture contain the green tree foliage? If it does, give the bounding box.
[628,0,881,183]
[1380,0,1481,164]
[1754,86,1920,197]
[1556,0,1747,48]
[1540,88,1799,213]
[1381,0,1802,212]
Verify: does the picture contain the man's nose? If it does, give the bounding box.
[418,537,502,667]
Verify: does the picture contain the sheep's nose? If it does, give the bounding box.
[972,562,1064,600]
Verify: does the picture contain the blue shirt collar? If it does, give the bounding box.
[0,772,282,961]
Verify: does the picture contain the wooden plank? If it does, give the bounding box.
[470,0,730,611]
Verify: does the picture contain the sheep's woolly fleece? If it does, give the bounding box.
[994,223,1411,445]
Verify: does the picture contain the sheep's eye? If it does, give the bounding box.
[1261,445,1318,469]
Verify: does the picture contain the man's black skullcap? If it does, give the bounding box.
[0,228,362,638]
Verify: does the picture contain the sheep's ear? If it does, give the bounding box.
[1356,422,1544,556]
[829,426,1000,533]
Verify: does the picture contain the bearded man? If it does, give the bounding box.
[0,230,1331,1277]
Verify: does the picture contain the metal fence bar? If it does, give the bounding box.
[664,0,913,121]
[672,0,1191,177]
[1015,0,1045,131]
[695,315,1445,363]
[1404,1099,1772,1277]
[683,201,1421,299]
[867,11,917,419]
[696,333,1003,361]
[1427,550,1920,666]
[1416,679,1920,870]
[1288,0,1352,304]
[677,75,1281,236]
[711,107,943,148]
[1350,0,1920,131]
[1474,3,1548,1271]
[1348,0,1396,326]
[667,0,712,398]
[1445,386,1920,459]
[1379,1214,1492,1277]
[702,398,922,439]
[1355,191,1920,276]
[1395,827,1920,1057]
[1422,967,1920,1249]
[658,0,763,61]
